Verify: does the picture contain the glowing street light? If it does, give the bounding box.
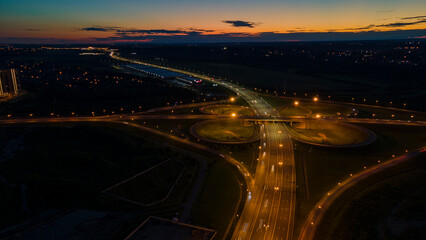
[316,114,321,118]
[231,113,236,117]
[294,101,299,106]
[313,97,318,102]
[230,97,235,102]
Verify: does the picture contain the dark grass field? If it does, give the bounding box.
[315,154,426,240]
[190,160,242,240]
[106,159,186,205]
[0,123,196,229]
[293,123,426,238]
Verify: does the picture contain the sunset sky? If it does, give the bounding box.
[1,0,425,44]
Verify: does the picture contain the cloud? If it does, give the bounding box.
[117,29,187,34]
[340,16,426,31]
[80,26,120,32]
[377,19,426,28]
[343,24,375,31]
[400,15,426,20]
[223,20,257,28]
[80,26,214,36]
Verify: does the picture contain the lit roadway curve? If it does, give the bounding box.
[110,51,296,240]
[298,147,426,240]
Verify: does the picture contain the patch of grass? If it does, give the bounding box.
[262,95,294,108]
[195,120,259,142]
[133,119,201,140]
[354,104,426,121]
[190,160,241,239]
[316,154,426,240]
[280,105,311,117]
[216,143,260,174]
[290,121,370,146]
[107,160,185,205]
[201,105,254,116]
[299,103,354,117]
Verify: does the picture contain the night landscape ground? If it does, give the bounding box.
[1,1,426,239]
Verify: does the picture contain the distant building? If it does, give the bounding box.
[0,69,20,96]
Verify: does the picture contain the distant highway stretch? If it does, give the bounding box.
[298,147,426,240]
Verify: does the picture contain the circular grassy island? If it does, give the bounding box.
[289,120,375,147]
[190,119,260,144]
[200,104,254,116]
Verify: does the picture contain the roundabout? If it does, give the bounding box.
[288,120,376,147]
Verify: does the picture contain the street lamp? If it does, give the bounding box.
[292,101,300,127]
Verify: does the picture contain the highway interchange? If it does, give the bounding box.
[111,51,297,240]
[108,51,426,240]
[1,51,424,240]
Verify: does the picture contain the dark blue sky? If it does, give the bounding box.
[1,0,425,43]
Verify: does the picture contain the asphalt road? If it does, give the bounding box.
[229,89,296,240]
